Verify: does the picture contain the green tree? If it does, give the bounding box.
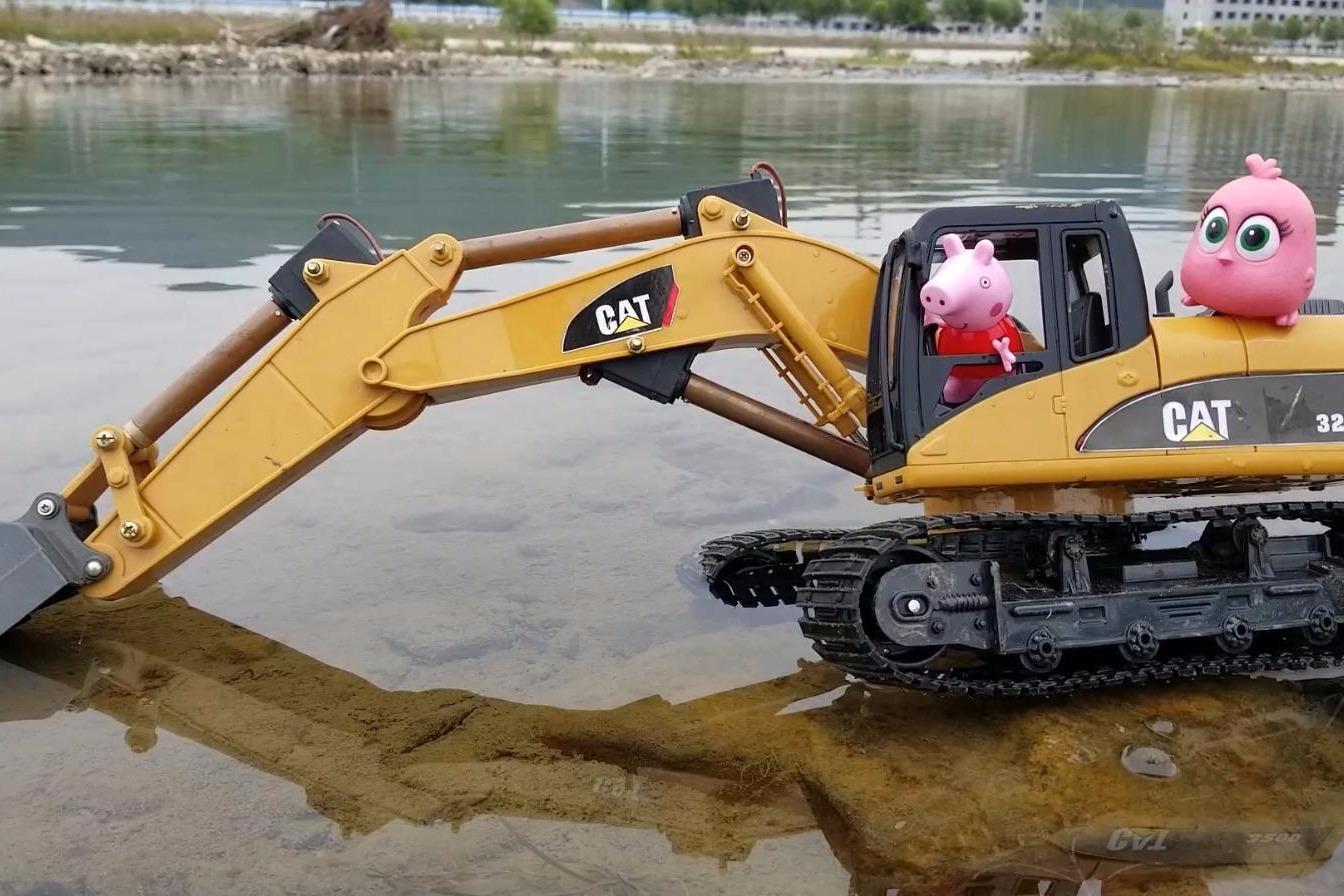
[1219,24,1252,50]
[793,0,844,25]
[1250,18,1277,40]
[612,0,651,15]
[1321,15,1344,44]
[893,0,931,24]
[940,0,980,22]
[499,0,556,39]
[986,0,1024,30]
[1028,9,1173,66]
[1281,14,1304,44]
[719,0,756,18]
[865,0,896,26]
[1122,8,1145,28]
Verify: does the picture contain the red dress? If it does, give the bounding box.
[935,318,1024,383]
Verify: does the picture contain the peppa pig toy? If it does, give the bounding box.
[921,233,1022,405]
[1180,153,1317,327]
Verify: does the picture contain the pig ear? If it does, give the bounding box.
[940,233,966,256]
[972,239,995,265]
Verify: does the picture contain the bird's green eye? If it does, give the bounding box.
[1236,214,1281,262]
[1198,207,1229,253]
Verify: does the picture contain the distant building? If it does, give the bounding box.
[926,0,1053,34]
[1165,0,1344,30]
[1059,0,1164,11]
[1023,0,1049,34]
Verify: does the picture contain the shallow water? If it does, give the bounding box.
[2,78,1344,895]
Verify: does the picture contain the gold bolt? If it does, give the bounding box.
[626,335,647,354]
[430,241,453,264]
[94,429,118,450]
[735,246,754,266]
[702,198,723,220]
[303,259,327,282]
[731,209,751,230]
[119,520,144,542]
[107,468,129,488]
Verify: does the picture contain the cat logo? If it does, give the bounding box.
[595,294,655,336]
[1162,399,1232,443]
[1105,828,1171,853]
[563,266,679,352]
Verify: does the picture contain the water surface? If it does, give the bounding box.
[2,78,1344,895]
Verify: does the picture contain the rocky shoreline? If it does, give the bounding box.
[3,38,1343,88]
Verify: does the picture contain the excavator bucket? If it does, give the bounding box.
[0,496,110,636]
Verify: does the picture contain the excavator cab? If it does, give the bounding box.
[865,201,1153,481]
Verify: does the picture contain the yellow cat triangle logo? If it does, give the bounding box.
[614,315,647,333]
[1182,422,1226,442]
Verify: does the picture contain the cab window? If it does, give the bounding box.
[1062,231,1116,360]
[923,229,1047,355]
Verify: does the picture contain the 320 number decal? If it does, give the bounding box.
[1316,413,1344,433]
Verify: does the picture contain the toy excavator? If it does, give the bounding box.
[5,168,1344,697]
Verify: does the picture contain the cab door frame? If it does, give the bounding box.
[900,223,1066,445]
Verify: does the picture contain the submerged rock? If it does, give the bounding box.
[1121,744,1179,779]
[1146,717,1177,737]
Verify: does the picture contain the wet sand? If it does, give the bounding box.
[6,592,1344,895]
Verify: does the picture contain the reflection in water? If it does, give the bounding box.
[2,81,1343,269]
[5,593,1344,895]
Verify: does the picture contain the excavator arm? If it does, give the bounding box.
[0,178,878,625]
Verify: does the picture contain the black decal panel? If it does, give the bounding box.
[563,266,679,352]
[1080,372,1344,452]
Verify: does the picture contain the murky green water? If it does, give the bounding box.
[2,78,1344,895]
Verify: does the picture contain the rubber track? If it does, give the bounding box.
[795,502,1344,697]
[698,528,850,608]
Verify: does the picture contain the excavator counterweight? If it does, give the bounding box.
[6,169,1344,696]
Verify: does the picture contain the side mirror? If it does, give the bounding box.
[1154,270,1175,317]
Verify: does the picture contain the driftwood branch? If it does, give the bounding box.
[258,0,394,51]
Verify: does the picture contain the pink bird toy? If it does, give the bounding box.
[921,233,1021,405]
[1180,153,1317,327]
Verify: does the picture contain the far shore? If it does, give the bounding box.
[4,37,1344,89]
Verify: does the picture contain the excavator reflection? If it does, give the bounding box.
[3,593,1344,895]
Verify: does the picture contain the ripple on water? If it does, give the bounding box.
[166,281,251,293]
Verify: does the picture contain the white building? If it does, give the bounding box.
[1164,0,1344,30]
[1022,0,1050,34]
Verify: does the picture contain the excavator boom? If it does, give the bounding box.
[0,177,876,624]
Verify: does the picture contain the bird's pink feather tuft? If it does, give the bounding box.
[1245,153,1282,180]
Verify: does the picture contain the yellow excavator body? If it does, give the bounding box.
[6,171,1344,695]
[880,314,1344,512]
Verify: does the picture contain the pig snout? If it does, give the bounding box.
[920,284,962,314]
